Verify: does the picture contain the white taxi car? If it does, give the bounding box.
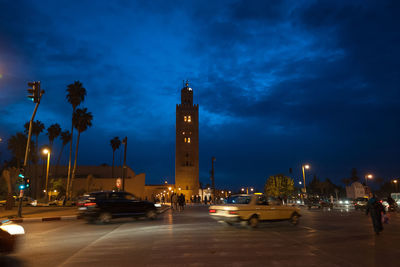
[209,194,301,228]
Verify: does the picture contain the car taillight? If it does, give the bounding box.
[209,209,216,213]
[229,211,238,215]
[84,202,97,207]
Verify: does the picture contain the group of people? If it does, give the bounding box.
[171,193,186,211]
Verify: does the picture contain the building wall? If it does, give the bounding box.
[346,182,367,199]
[175,82,199,200]
[35,165,146,199]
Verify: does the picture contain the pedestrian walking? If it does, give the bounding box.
[366,194,385,235]
[172,193,178,210]
[178,193,185,211]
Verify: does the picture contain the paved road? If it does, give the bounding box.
[1,206,400,267]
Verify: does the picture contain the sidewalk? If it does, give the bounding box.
[0,206,77,220]
[1,205,171,223]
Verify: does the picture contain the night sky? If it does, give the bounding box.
[1,0,399,190]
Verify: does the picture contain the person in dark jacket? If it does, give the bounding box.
[366,194,385,235]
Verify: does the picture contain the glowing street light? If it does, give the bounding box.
[392,179,398,192]
[365,174,373,186]
[42,148,51,201]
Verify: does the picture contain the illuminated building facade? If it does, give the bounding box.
[175,81,199,199]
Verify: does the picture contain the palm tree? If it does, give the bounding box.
[66,81,86,198]
[54,130,71,179]
[110,137,121,178]
[46,123,61,150]
[24,120,45,149]
[7,133,28,169]
[70,108,93,197]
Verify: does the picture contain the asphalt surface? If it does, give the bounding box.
[1,206,400,267]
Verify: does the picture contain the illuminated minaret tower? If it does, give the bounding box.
[175,80,199,199]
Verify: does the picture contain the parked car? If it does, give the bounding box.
[354,197,369,210]
[209,194,301,228]
[0,220,25,254]
[0,196,37,207]
[79,191,157,223]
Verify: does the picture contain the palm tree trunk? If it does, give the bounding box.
[66,108,75,200]
[54,144,65,180]
[112,150,115,178]
[70,131,81,198]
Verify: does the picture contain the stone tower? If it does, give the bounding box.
[175,81,199,199]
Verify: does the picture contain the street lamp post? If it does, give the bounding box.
[392,179,398,192]
[241,187,254,194]
[301,164,310,193]
[43,148,51,201]
[365,174,373,186]
[211,157,216,203]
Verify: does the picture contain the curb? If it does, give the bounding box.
[158,206,171,214]
[9,215,82,223]
[7,207,171,223]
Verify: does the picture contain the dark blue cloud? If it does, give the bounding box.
[1,0,399,190]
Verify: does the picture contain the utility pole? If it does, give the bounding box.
[211,157,216,203]
[122,137,127,191]
[19,81,44,217]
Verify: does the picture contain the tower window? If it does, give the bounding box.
[184,116,187,122]
[187,137,191,143]
[182,131,185,135]
[188,116,191,122]
[184,137,187,143]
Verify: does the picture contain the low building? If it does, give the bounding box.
[36,165,146,199]
[346,182,367,199]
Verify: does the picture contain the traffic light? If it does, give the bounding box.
[18,168,26,190]
[24,178,30,189]
[27,81,40,103]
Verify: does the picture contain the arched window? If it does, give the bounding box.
[188,116,191,122]
[187,137,191,143]
[184,116,187,122]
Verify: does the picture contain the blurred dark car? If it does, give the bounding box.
[354,197,369,210]
[79,191,157,223]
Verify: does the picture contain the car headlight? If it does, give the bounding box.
[154,203,161,208]
[339,201,343,204]
[345,201,349,204]
[0,224,25,235]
